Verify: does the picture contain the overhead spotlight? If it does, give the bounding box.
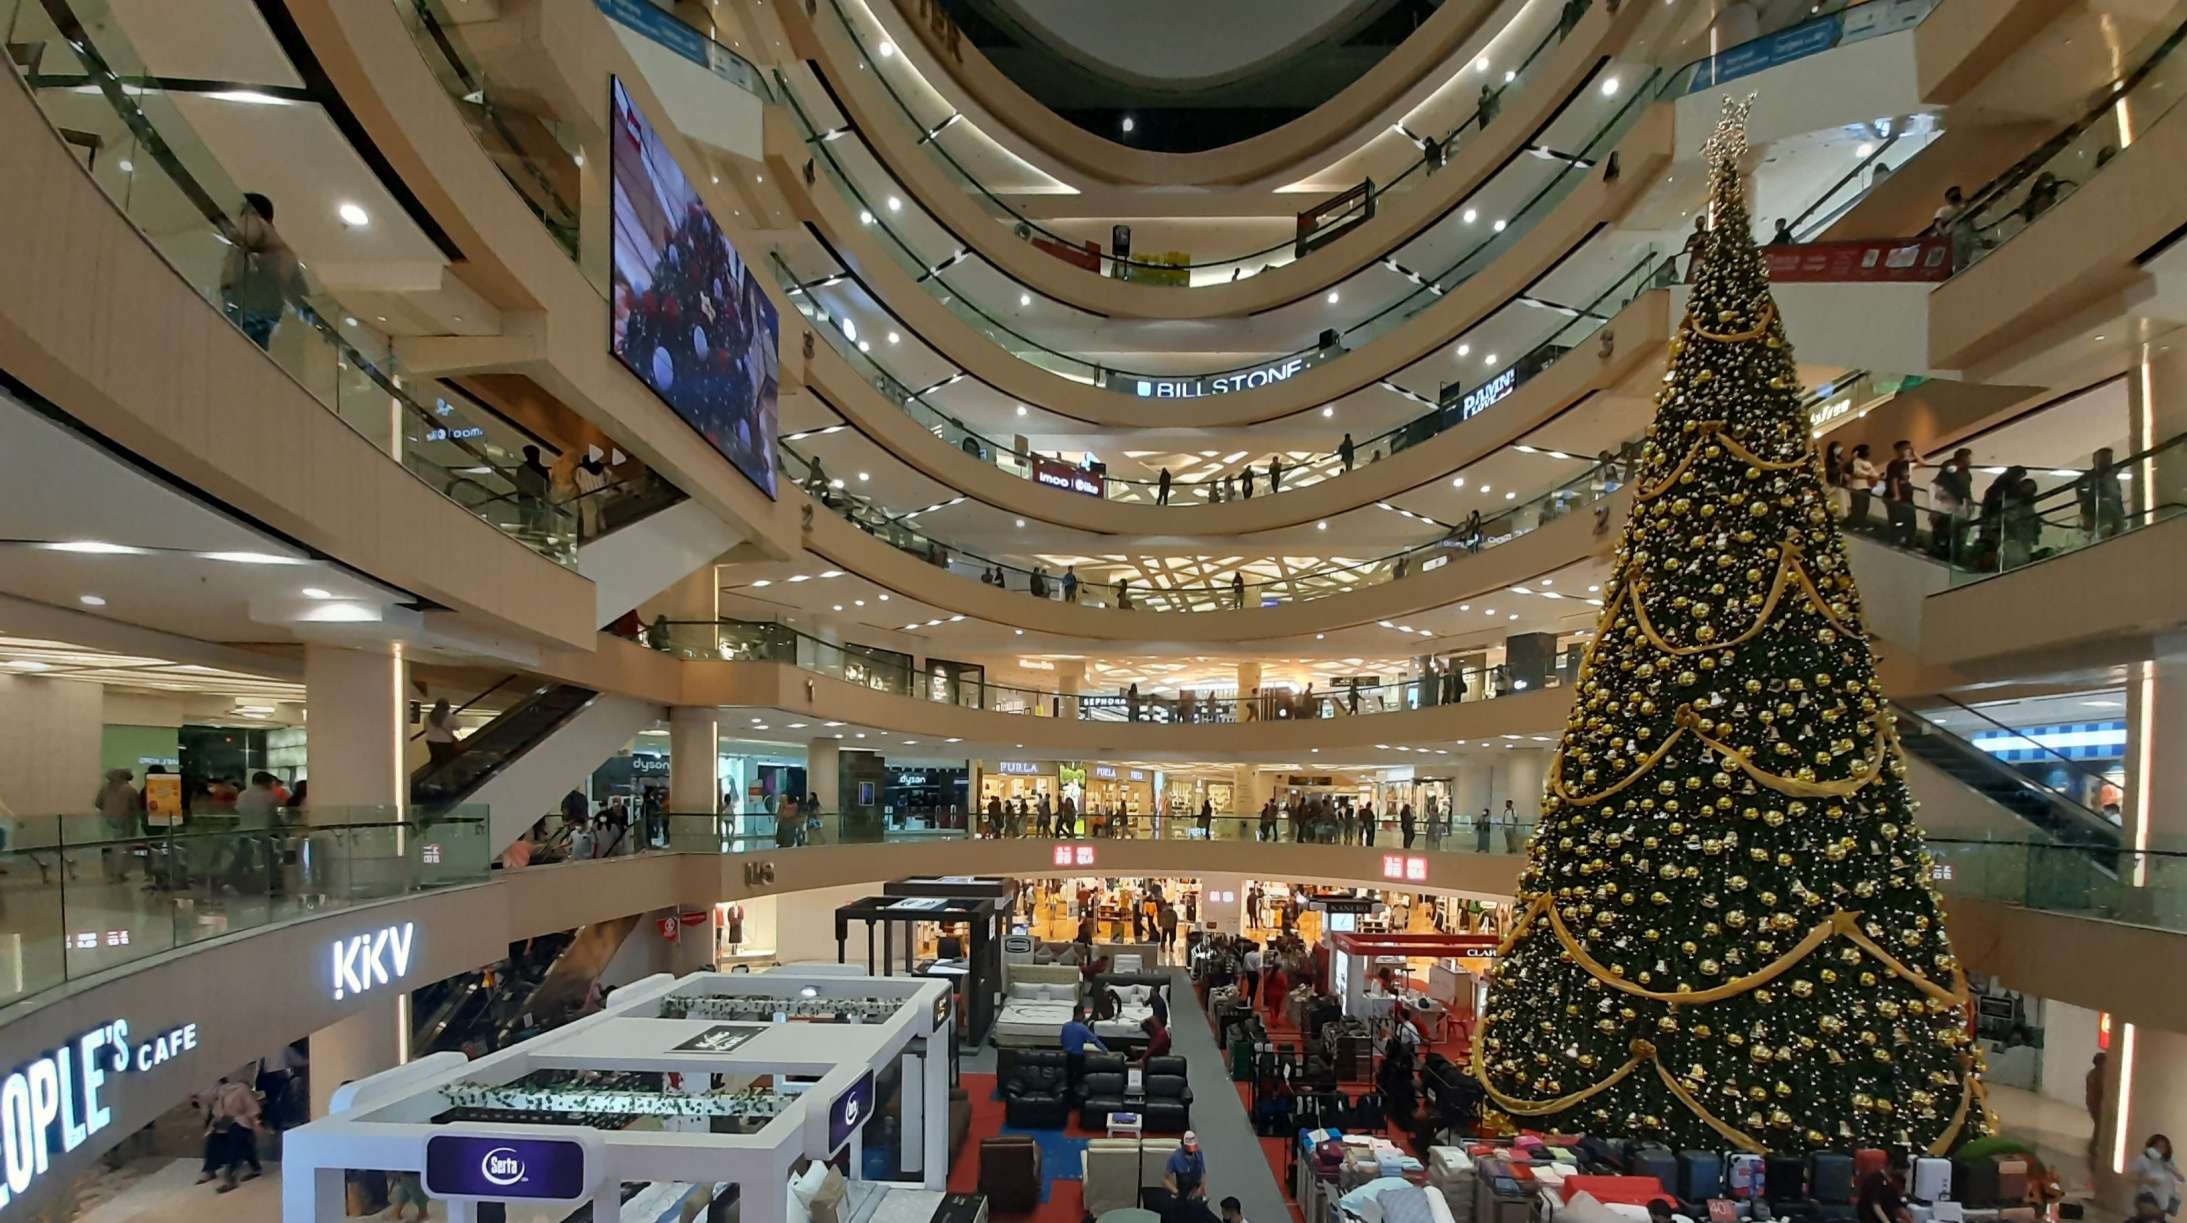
[1493,219,1507,232]
[1462,209,1478,224]
[336,201,370,227]
[877,40,895,57]
[1322,406,1335,417]
[1120,116,1136,133]
[79,594,107,607]
[1015,404,1028,416]
[1326,291,1340,304]
[887,196,902,212]
[1456,343,1471,357]
[1600,76,1621,97]
[887,331,900,344]
[1019,292,1032,307]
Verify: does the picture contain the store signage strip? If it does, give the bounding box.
[424,1132,596,1202]
[332,922,416,1001]
[0,1019,196,1208]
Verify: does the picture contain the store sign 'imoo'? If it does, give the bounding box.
[0,1019,196,1209]
[331,922,416,1001]
[424,1133,597,1201]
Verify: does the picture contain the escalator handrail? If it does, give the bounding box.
[1892,701,2121,846]
[411,684,600,805]
[409,674,520,742]
[1929,694,2124,804]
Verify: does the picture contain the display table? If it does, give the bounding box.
[1106,1111,1144,1138]
[1097,1209,1160,1223]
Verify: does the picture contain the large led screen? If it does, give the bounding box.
[609,76,779,498]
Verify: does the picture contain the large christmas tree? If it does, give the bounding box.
[1471,99,1988,1154]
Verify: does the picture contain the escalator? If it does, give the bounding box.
[411,682,600,809]
[411,915,643,1056]
[1894,700,2122,867]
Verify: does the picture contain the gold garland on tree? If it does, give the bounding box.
[1469,96,1992,1153]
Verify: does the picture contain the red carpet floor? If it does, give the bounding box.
[949,1072,1108,1223]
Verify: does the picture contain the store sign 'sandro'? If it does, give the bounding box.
[1135,356,1309,398]
[331,922,416,1001]
[0,1020,196,1209]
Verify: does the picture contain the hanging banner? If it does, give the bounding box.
[1764,237,1952,282]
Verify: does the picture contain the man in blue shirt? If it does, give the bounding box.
[1165,1132,1207,1201]
[1060,1004,1107,1091]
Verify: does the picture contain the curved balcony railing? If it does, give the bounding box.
[8,0,589,563]
[776,436,1630,612]
[643,616,1584,718]
[805,0,1577,281]
[780,53,1661,391]
[0,809,487,1008]
[784,246,1666,507]
[1936,6,2187,274]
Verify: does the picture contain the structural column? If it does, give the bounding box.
[1453,761,1493,826]
[1503,748,1549,825]
[1236,661,1263,721]
[2125,341,2187,520]
[309,996,403,1117]
[2122,643,2187,891]
[1055,659,1086,719]
[303,643,409,820]
[808,738,841,811]
[668,707,719,814]
[2095,1020,2187,1212]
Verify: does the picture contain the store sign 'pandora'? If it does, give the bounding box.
[331,922,416,1001]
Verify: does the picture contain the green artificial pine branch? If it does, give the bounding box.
[1472,97,1989,1154]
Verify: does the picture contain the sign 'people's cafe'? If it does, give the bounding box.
[0,1019,199,1209]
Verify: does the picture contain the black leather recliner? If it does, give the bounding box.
[1143,1057,1193,1133]
[1003,1050,1072,1128]
[1080,1071,1128,1128]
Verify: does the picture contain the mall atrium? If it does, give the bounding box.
[1,0,2184,1220]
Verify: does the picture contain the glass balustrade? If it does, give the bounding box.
[810,0,1577,281]
[1943,431,2187,585]
[0,808,487,1007]
[779,48,1661,391]
[776,435,1634,612]
[1944,9,2187,273]
[647,615,1586,719]
[7,0,580,563]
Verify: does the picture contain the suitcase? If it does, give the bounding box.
[1576,1136,1621,1172]
[1995,1158,2028,1203]
[1631,1145,1679,1196]
[1765,1154,1807,1202]
[1953,1156,1999,1207]
[1910,1157,1951,1204]
[1729,1154,1766,1199]
[1680,1151,1726,1201]
[1432,1147,1476,1185]
[1810,1153,1854,1204]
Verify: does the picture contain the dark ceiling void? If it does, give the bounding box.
[940,0,1445,152]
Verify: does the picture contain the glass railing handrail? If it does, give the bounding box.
[653,617,1584,713]
[778,434,1631,606]
[0,807,491,1008]
[1891,703,2121,841]
[1944,428,2187,583]
[10,0,581,565]
[809,0,1572,277]
[1921,695,2126,801]
[1658,0,1943,96]
[785,245,1665,502]
[783,52,1662,388]
[1946,9,2187,273]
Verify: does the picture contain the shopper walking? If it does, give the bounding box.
[1340,432,1356,472]
[1401,803,1417,849]
[1241,942,1263,1005]
[424,698,461,769]
[2080,447,2126,540]
[1475,807,1492,853]
[95,769,142,881]
[1117,578,1134,609]
[1231,571,1246,610]
[1847,443,1880,529]
[1062,565,1079,603]
[1931,447,1974,557]
[219,193,302,350]
[1128,681,1142,722]
[1883,439,1919,547]
[1165,1133,1210,1203]
[1157,467,1172,506]
[1268,455,1284,492]
[1501,799,1522,852]
[513,445,555,539]
[1198,796,1213,838]
[1241,466,1255,499]
[1060,1004,1108,1091]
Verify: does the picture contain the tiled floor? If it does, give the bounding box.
[72,1158,288,1223]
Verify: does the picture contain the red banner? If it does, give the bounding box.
[1765,236,1953,283]
[1032,236,1100,272]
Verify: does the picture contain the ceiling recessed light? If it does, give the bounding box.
[1503,69,1515,83]
[6,660,51,671]
[1015,404,1028,416]
[859,209,874,226]
[1462,209,1477,225]
[1475,56,1490,73]
[1456,343,1471,357]
[1120,116,1136,133]
[201,551,303,565]
[1601,76,1621,97]
[301,587,334,599]
[887,196,902,212]
[45,540,146,555]
[336,202,370,227]
[1015,518,1026,527]
[1326,291,1340,304]
[1322,405,1335,417]
[1484,353,1498,366]
[878,39,895,57]
[857,471,871,482]
[1019,292,1032,307]
[78,594,107,607]
[887,331,900,344]
[1493,219,1507,232]
[1317,521,1328,530]
[1451,476,1466,489]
